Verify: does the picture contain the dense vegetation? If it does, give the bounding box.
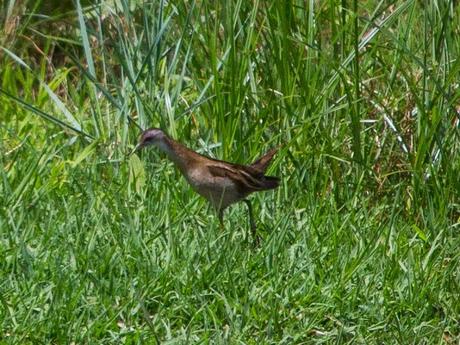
[1,0,459,343]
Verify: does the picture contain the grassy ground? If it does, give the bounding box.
[1,0,459,343]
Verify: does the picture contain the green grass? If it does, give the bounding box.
[1,0,459,343]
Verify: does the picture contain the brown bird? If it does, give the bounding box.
[135,128,280,242]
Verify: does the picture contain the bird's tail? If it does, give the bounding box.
[250,147,279,173]
[260,175,280,190]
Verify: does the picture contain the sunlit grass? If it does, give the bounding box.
[1,0,459,343]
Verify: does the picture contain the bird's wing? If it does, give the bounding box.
[207,163,276,192]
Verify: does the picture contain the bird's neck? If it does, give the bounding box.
[156,136,198,173]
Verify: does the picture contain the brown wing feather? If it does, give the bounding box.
[207,163,279,194]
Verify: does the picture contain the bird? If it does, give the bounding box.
[134,128,280,243]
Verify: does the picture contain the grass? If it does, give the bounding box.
[1,0,459,343]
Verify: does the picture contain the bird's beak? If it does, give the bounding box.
[129,143,143,156]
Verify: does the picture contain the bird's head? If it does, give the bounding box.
[135,128,168,152]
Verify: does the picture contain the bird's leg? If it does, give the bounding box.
[243,199,258,245]
[218,208,225,230]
